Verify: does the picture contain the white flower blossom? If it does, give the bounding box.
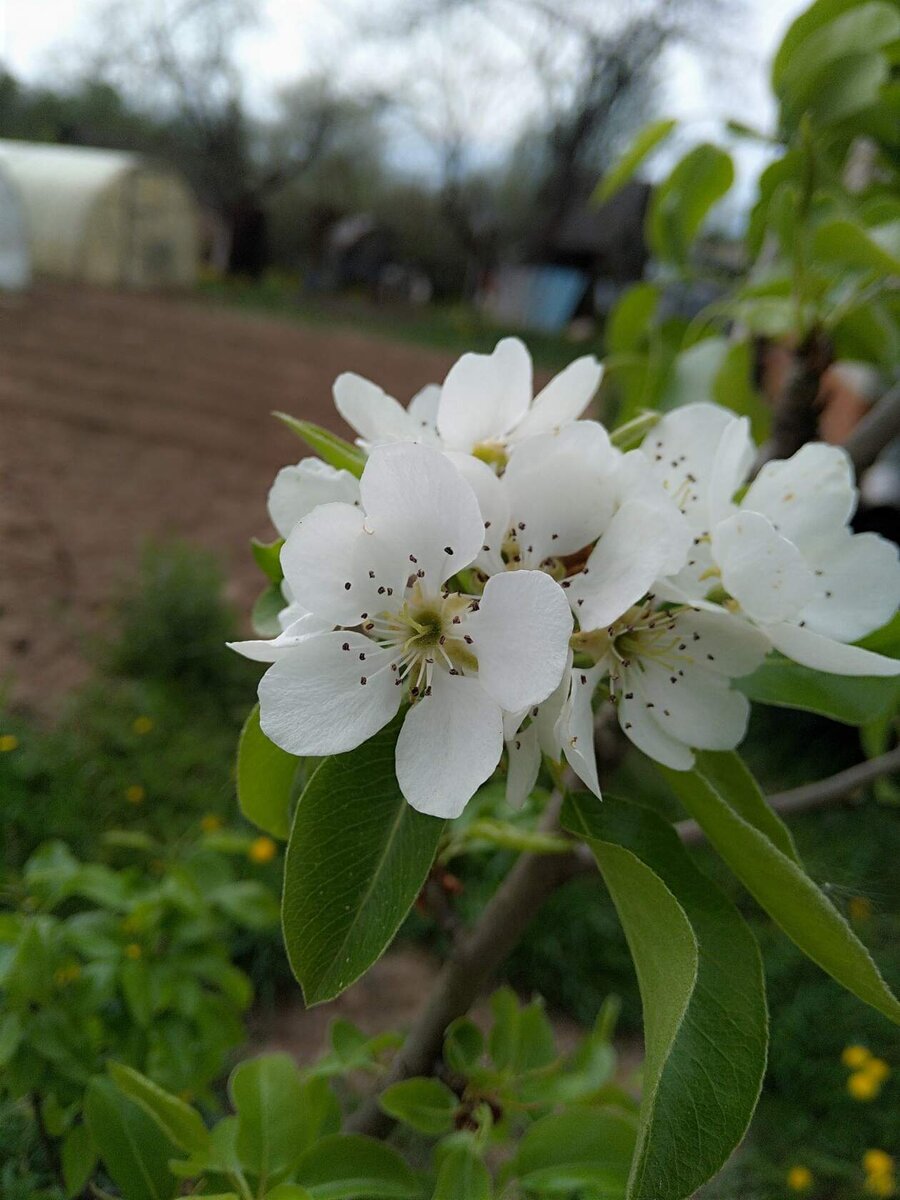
[267,457,360,539]
[231,443,573,818]
[333,338,602,460]
[642,403,900,678]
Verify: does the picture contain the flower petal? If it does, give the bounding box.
[618,684,695,771]
[396,672,503,817]
[407,383,442,435]
[768,622,900,677]
[713,510,815,624]
[503,423,618,563]
[228,610,332,663]
[267,458,361,539]
[742,442,855,557]
[359,443,485,588]
[708,416,754,525]
[556,665,604,798]
[444,451,510,576]
[281,502,383,625]
[568,499,692,630]
[641,402,743,530]
[633,657,753,752]
[257,633,401,755]
[333,372,422,446]
[668,608,770,677]
[799,530,900,643]
[506,722,541,810]
[470,570,573,712]
[436,338,532,451]
[511,356,603,441]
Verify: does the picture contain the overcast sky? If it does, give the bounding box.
[0,0,809,207]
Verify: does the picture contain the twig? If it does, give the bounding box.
[843,382,900,475]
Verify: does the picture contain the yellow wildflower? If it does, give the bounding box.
[0,733,19,752]
[132,716,154,735]
[849,896,873,922]
[53,963,82,986]
[866,1173,896,1198]
[843,1044,872,1069]
[248,836,277,864]
[124,943,142,960]
[125,784,145,805]
[201,813,223,833]
[848,1070,881,1101]
[865,1058,890,1084]
[787,1165,813,1192]
[865,1152,895,1177]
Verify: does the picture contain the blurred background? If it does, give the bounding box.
[1,2,898,1198]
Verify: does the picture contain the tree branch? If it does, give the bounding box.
[843,381,900,475]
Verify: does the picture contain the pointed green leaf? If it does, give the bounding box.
[737,654,900,725]
[563,793,767,1200]
[648,144,734,266]
[275,414,366,477]
[433,1141,492,1200]
[663,762,900,1024]
[252,537,285,584]
[85,1077,178,1200]
[230,1053,306,1184]
[294,1134,420,1199]
[107,1061,210,1155]
[61,1123,96,1198]
[813,218,900,275]
[594,120,677,203]
[237,704,300,840]
[692,752,799,863]
[282,718,444,1004]
[379,1077,457,1135]
[252,583,285,638]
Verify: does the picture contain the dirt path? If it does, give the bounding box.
[0,284,465,713]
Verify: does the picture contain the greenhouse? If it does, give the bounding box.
[0,139,199,289]
[0,158,31,290]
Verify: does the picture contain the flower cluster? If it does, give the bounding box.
[232,338,900,817]
[843,1044,892,1101]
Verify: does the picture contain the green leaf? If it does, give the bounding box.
[776,2,900,103]
[85,1077,178,1200]
[237,705,301,839]
[107,1062,210,1155]
[252,537,285,584]
[647,144,734,266]
[511,1109,636,1196]
[712,341,771,442]
[61,1123,96,1198]
[282,718,444,1004]
[432,1141,492,1200]
[252,583,285,638]
[488,987,555,1074]
[691,752,800,863]
[294,1134,420,1199]
[274,414,366,477]
[594,120,677,203]
[737,654,900,725]
[658,338,727,411]
[773,0,879,87]
[605,284,660,357]
[662,762,900,1024]
[267,1188,313,1200]
[443,1018,484,1075]
[169,1117,241,1179]
[563,793,767,1200]
[229,1053,306,1184]
[0,1011,22,1066]
[210,880,280,930]
[813,218,900,274]
[379,1078,457,1135]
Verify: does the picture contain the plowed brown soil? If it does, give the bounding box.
[0,284,461,712]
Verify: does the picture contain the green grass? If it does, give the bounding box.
[196,274,583,373]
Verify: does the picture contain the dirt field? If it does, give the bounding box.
[0,283,467,713]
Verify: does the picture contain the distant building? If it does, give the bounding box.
[0,158,30,290]
[0,140,199,289]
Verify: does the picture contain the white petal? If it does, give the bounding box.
[641,402,743,530]
[267,458,361,539]
[668,608,770,678]
[436,338,532,451]
[359,443,484,589]
[618,684,695,771]
[569,500,692,630]
[768,622,900,677]
[407,384,442,435]
[713,511,815,624]
[228,610,332,663]
[444,451,510,576]
[511,356,603,441]
[505,722,541,810]
[503,423,618,563]
[257,633,401,755]
[396,672,503,818]
[613,451,693,575]
[333,372,421,447]
[742,442,855,558]
[556,665,604,798]
[632,658,753,752]
[708,416,755,525]
[534,651,573,758]
[469,570,573,712]
[799,530,900,643]
[281,502,383,625]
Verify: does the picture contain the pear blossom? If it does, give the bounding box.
[641,403,900,677]
[334,338,603,461]
[232,442,573,818]
[267,457,360,539]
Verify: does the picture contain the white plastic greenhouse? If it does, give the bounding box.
[0,140,199,289]
[0,159,31,290]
